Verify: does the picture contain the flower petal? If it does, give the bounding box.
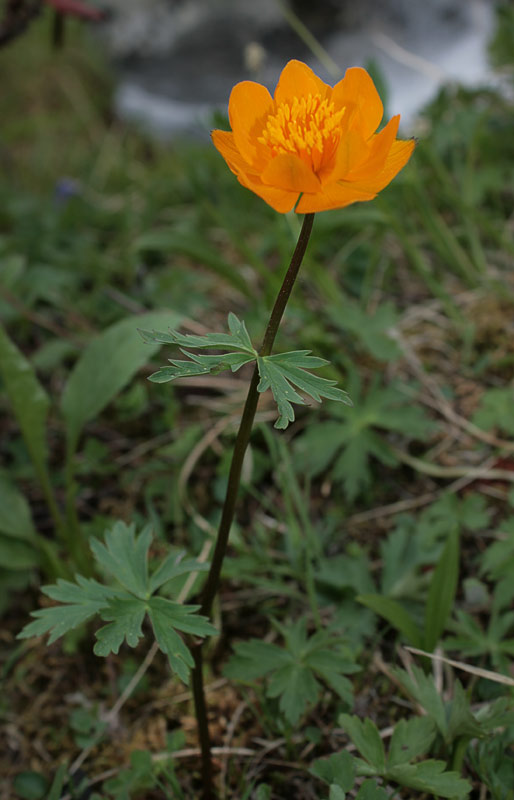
[238,173,299,213]
[211,130,253,177]
[344,115,400,181]
[228,80,273,164]
[274,60,331,106]
[331,67,383,137]
[261,153,321,193]
[295,183,377,213]
[320,128,370,183]
[347,137,416,194]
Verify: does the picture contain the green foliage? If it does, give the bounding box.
[472,386,514,437]
[0,475,39,570]
[224,618,359,725]
[294,371,433,500]
[337,714,471,797]
[144,313,349,428]
[358,525,459,649]
[390,665,514,750]
[0,323,50,482]
[18,521,215,682]
[257,351,350,429]
[327,300,401,362]
[62,310,182,453]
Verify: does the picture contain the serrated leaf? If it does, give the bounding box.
[294,372,433,499]
[0,323,50,485]
[94,595,146,656]
[388,760,471,797]
[257,353,349,429]
[357,594,422,647]
[140,314,255,354]
[424,526,459,651]
[339,715,386,773]
[387,717,437,768]
[18,576,117,643]
[355,780,388,800]
[446,681,483,742]
[149,551,209,594]
[329,300,401,362]
[310,750,355,790]
[61,310,181,452]
[147,596,216,637]
[147,602,195,682]
[267,662,320,725]
[224,640,290,681]
[390,665,447,737]
[148,350,254,383]
[89,521,151,598]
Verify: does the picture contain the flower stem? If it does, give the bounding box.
[191,212,315,799]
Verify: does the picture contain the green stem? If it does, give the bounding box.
[191,212,315,799]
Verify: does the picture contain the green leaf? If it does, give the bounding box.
[310,751,356,790]
[224,640,290,681]
[89,521,151,598]
[387,717,437,768]
[13,771,48,800]
[472,386,514,437]
[142,313,257,383]
[329,300,401,362]
[0,323,50,482]
[338,715,386,774]
[267,662,320,725]
[294,372,432,499]
[388,760,471,797]
[94,595,146,656]
[140,313,255,354]
[147,596,216,682]
[0,476,37,542]
[47,763,67,800]
[355,780,388,800]
[257,352,350,429]
[424,526,459,651]
[0,534,39,569]
[148,349,254,383]
[61,310,181,451]
[446,681,483,742]
[147,596,216,637]
[149,551,209,594]
[329,785,346,800]
[147,606,193,682]
[357,594,423,647]
[390,665,447,738]
[19,521,216,683]
[18,576,118,643]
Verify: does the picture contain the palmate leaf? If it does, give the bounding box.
[337,713,471,798]
[18,575,120,644]
[257,351,351,429]
[90,521,152,598]
[141,312,257,383]
[225,619,358,725]
[142,314,348,424]
[19,521,216,682]
[294,371,433,499]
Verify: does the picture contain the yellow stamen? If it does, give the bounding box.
[258,94,346,169]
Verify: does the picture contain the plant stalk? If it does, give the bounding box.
[191,212,315,799]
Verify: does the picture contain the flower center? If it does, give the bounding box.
[258,94,345,166]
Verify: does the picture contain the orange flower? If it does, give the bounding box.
[212,60,414,213]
